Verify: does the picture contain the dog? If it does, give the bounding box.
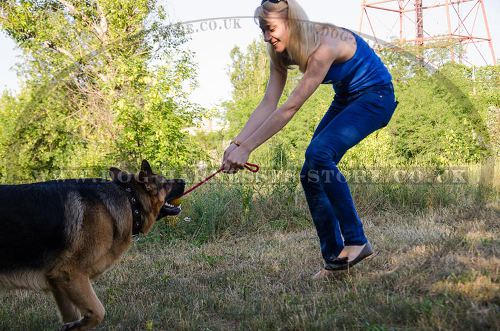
[0,160,185,330]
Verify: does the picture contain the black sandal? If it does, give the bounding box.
[325,242,373,271]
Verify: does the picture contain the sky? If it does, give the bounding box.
[1,0,499,108]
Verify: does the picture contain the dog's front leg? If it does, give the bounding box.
[48,279,82,323]
[53,273,105,331]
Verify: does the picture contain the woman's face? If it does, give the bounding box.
[260,12,289,53]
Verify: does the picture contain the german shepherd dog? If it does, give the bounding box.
[0,160,185,330]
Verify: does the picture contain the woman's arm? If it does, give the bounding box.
[238,44,336,154]
[222,43,337,172]
[232,62,288,144]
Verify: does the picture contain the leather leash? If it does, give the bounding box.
[178,163,260,198]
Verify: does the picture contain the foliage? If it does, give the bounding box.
[389,64,492,165]
[0,0,204,181]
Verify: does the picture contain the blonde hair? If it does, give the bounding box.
[254,0,321,72]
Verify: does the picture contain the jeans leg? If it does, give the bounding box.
[300,162,344,262]
[300,102,345,262]
[305,89,397,246]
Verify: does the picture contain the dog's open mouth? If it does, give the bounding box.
[158,179,185,218]
[161,199,182,216]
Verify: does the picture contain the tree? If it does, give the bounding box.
[388,63,492,165]
[0,0,204,181]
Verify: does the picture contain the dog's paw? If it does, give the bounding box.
[59,320,82,331]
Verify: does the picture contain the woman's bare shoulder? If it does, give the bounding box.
[316,25,357,63]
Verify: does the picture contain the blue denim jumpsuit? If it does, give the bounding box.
[300,28,398,264]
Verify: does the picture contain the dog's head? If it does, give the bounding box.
[109,160,185,233]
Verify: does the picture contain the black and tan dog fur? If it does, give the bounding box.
[0,160,185,330]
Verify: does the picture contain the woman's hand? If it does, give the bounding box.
[222,143,238,173]
[222,145,251,174]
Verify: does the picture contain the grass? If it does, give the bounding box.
[0,178,498,330]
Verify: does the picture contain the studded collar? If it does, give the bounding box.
[115,181,144,236]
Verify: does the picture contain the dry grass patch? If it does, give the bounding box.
[431,274,499,302]
[0,204,498,330]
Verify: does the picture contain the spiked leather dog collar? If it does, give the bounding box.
[115,182,144,236]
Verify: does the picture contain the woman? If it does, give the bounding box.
[222,0,398,279]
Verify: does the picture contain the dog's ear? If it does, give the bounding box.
[141,160,153,176]
[110,167,131,183]
[109,167,121,181]
[137,170,156,192]
[138,170,148,183]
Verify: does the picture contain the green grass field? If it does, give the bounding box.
[0,178,498,330]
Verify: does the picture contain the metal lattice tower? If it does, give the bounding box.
[359,0,496,65]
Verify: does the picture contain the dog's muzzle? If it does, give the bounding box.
[158,179,185,218]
